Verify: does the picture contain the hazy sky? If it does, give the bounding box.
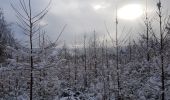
[0,0,170,47]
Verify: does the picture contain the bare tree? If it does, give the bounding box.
[83,34,88,88]
[115,8,121,100]
[11,0,51,99]
[93,31,97,78]
[128,37,132,62]
[145,0,150,61]
[157,0,164,100]
[74,37,78,87]
[156,0,170,99]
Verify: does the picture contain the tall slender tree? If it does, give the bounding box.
[11,0,51,99]
[93,31,97,78]
[157,0,165,100]
[74,36,78,87]
[83,34,88,88]
[115,8,121,100]
[145,0,150,61]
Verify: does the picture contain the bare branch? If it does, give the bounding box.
[54,24,67,44]
[104,22,115,47]
[32,10,49,24]
[11,3,29,21]
[32,0,51,20]
[19,0,29,18]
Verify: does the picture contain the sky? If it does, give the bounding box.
[0,0,170,47]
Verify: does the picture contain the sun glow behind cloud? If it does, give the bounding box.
[93,5,106,10]
[93,2,110,11]
[94,5,102,10]
[118,4,144,20]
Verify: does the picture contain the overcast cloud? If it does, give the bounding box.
[0,0,170,47]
